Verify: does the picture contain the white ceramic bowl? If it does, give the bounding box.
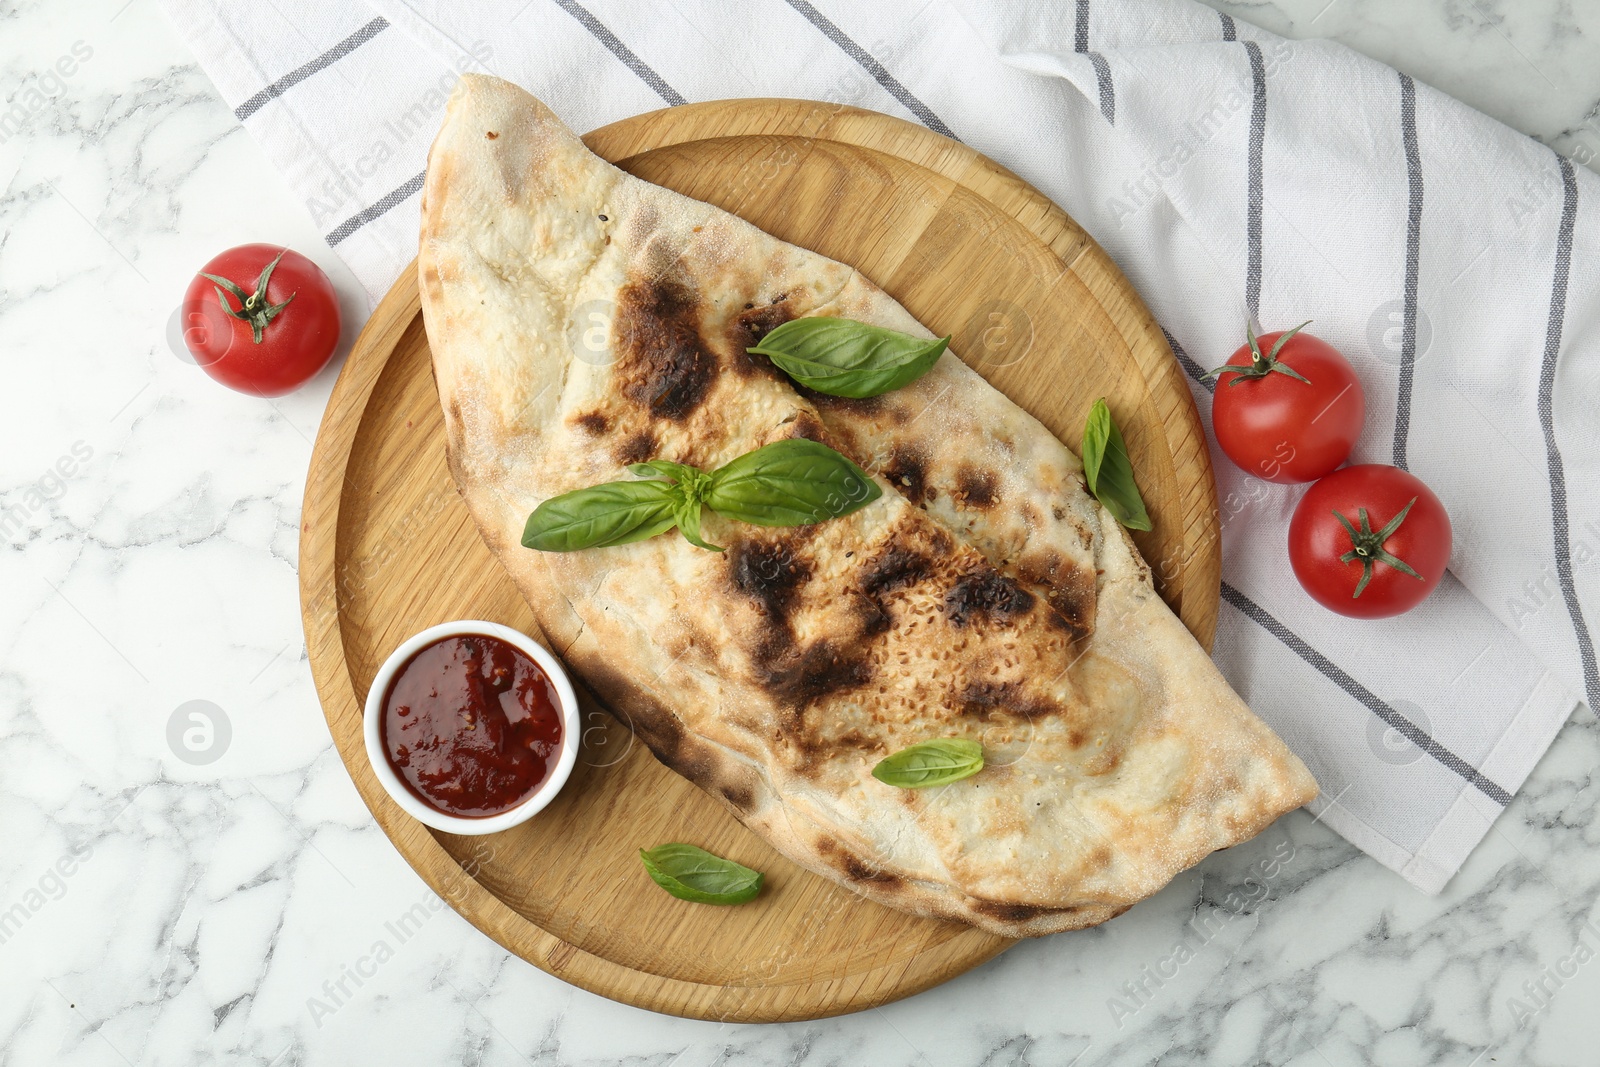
[363,620,580,835]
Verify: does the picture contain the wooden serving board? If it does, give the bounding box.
[300,99,1219,1023]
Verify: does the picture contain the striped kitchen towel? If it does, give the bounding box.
[158,0,1597,893]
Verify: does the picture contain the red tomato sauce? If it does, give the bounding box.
[380,634,564,817]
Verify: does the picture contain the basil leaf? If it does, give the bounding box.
[630,459,720,553]
[1080,398,1152,532]
[639,843,763,905]
[629,459,699,483]
[872,738,984,788]
[522,480,679,551]
[748,317,949,399]
[525,442,878,552]
[705,439,881,526]
[671,486,723,553]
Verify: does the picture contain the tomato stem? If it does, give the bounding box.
[198,249,298,344]
[1204,320,1314,386]
[1332,497,1425,597]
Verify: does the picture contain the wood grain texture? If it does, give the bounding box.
[300,100,1219,1023]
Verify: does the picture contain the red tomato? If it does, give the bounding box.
[181,244,340,397]
[1289,464,1451,618]
[1209,323,1364,483]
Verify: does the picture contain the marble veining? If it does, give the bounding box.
[1198,0,1600,172]
[3,0,1600,1063]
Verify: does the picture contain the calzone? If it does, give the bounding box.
[418,74,1318,938]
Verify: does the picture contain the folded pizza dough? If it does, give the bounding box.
[418,74,1318,937]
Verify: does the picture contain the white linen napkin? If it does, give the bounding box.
[157,0,1597,893]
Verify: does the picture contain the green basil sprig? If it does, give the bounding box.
[705,438,879,526]
[639,843,764,905]
[1081,398,1152,532]
[522,439,881,553]
[519,479,680,552]
[633,461,722,551]
[871,738,984,788]
[747,317,949,399]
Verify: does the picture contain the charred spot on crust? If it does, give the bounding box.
[729,301,797,379]
[730,532,882,713]
[969,899,1072,924]
[783,410,828,444]
[1016,553,1096,642]
[798,385,883,416]
[953,684,1030,726]
[945,569,1036,627]
[658,743,713,784]
[842,854,901,887]
[719,782,755,812]
[735,301,795,342]
[957,679,1056,724]
[882,445,931,506]
[1044,585,1095,641]
[627,705,686,766]
[954,465,999,510]
[574,660,704,777]
[958,680,1015,717]
[737,562,878,709]
[615,276,717,420]
[852,596,893,637]
[813,837,899,885]
[729,539,813,622]
[613,429,657,466]
[758,639,873,708]
[861,543,932,597]
[573,411,609,435]
[853,541,933,636]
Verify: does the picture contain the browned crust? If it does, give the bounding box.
[418,75,1318,940]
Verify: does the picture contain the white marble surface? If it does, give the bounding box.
[1201,0,1600,171]
[3,0,1600,1063]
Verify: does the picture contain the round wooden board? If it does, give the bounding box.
[301,99,1219,1023]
